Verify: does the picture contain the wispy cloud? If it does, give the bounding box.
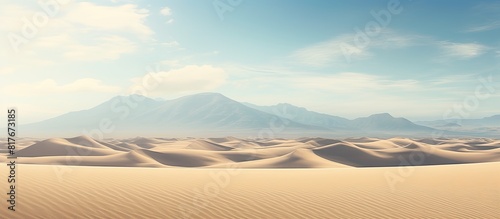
[291,72,420,93]
[160,41,180,48]
[64,36,137,61]
[291,30,420,67]
[437,41,488,59]
[428,74,477,86]
[291,35,368,67]
[466,2,500,32]
[466,21,500,32]
[474,1,500,11]
[292,27,491,65]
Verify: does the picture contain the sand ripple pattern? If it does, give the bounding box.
[0,163,499,218]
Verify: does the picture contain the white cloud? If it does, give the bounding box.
[438,41,488,59]
[0,5,34,32]
[64,2,153,37]
[3,78,121,95]
[0,67,15,75]
[0,2,152,62]
[160,7,172,16]
[64,35,136,61]
[34,34,73,48]
[129,65,226,95]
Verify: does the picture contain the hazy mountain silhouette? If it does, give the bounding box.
[21,92,491,138]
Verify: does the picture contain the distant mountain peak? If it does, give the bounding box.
[353,113,432,132]
[368,113,394,119]
[190,92,227,97]
[276,103,293,107]
[107,93,157,103]
[22,92,438,138]
[483,114,500,120]
[129,93,148,98]
[274,103,307,111]
[178,92,236,104]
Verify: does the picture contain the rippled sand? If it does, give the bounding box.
[1,162,499,218]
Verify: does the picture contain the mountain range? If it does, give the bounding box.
[21,93,499,138]
[417,115,500,128]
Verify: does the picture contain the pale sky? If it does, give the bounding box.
[1,0,500,124]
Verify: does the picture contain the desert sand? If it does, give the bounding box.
[0,162,498,218]
[1,136,499,218]
[1,136,500,168]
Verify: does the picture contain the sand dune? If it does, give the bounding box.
[3,136,500,168]
[19,151,162,168]
[138,149,234,167]
[185,140,235,151]
[313,142,393,166]
[65,135,111,149]
[16,138,117,157]
[214,148,352,168]
[1,162,498,218]
[1,136,499,218]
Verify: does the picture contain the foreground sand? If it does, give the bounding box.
[1,162,499,218]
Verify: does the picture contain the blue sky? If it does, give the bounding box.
[1,0,499,123]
